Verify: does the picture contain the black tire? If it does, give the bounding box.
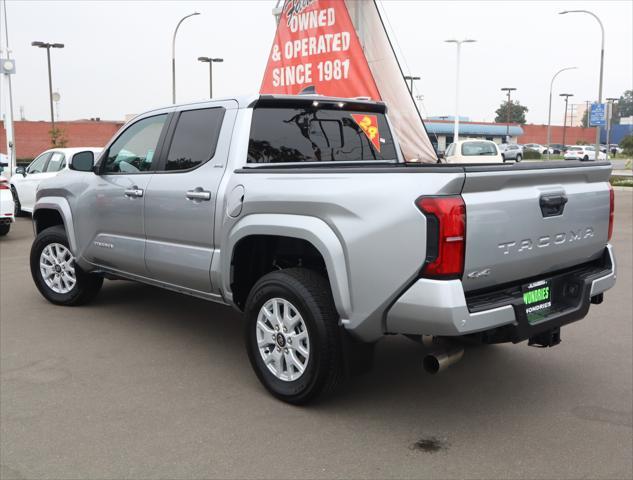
[30,225,103,306]
[516,154,522,162]
[501,154,506,162]
[11,186,24,217]
[0,224,9,236]
[244,268,344,405]
[583,155,589,161]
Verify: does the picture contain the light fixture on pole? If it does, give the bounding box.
[403,75,421,95]
[500,87,517,143]
[172,12,200,104]
[559,10,604,160]
[560,93,574,147]
[546,66,577,158]
[445,39,476,144]
[198,57,223,99]
[31,41,64,131]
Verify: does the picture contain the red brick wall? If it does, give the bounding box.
[0,121,123,160]
[519,124,596,145]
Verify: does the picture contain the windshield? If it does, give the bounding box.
[461,141,497,156]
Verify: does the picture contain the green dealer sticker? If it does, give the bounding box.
[522,279,553,325]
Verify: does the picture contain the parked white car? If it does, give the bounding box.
[563,145,607,162]
[11,148,102,215]
[444,139,503,163]
[0,175,15,236]
[523,143,550,155]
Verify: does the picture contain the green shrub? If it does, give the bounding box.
[620,135,633,156]
[523,150,542,160]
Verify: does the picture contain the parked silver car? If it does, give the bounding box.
[498,143,523,162]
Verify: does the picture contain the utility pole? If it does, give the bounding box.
[560,93,574,146]
[501,87,516,143]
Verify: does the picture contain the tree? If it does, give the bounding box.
[49,127,68,148]
[618,90,633,118]
[495,100,528,124]
[581,109,588,128]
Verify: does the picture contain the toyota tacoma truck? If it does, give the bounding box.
[30,95,616,404]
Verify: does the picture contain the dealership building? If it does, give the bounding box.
[424,118,523,152]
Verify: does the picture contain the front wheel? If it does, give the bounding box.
[30,225,103,306]
[515,154,522,162]
[0,224,10,236]
[244,268,344,405]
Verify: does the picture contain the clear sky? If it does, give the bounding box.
[1,0,631,125]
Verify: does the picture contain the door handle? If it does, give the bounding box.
[539,193,568,217]
[124,187,144,198]
[185,189,211,201]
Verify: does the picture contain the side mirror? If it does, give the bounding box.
[70,151,95,172]
[15,166,26,176]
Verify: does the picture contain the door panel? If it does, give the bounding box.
[80,114,170,277]
[19,152,51,211]
[144,103,237,292]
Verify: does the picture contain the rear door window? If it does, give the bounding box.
[45,152,66,172]
[248,107,397,163]
[162,108,225,172]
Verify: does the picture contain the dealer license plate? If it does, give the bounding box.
[522,279,553,325]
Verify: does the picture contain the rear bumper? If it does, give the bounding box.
[0,216,14,225]
[385,245,616,341]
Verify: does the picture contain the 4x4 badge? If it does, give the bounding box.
[467,268,491,279]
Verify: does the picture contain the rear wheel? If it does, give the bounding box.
[583,155,589,161]
[30,225,103,306]
[0,224,10,236]
[11,186,24,217]
[516,154,522,162]
[244,268,344,404]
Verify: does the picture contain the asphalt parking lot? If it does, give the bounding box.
[1,192,632,480]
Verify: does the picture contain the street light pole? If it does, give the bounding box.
[198,57,223,99]
[560,10,604,160]
[403,75,420,95]
[445,39,476,144]
[560,93,574,147]
[501,87,516,143]
[31,41,64,131]
[547,66,577,159]
[172,12,200,104]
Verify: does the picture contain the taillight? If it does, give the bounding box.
[416,196,466,279]
[608,184,614,241]
[0,182,9,190]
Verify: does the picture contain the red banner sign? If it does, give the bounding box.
[261,0,381,99]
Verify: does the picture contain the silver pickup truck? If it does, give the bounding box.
[31,95,616,404]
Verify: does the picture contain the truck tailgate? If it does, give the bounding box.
[460,162,612,292]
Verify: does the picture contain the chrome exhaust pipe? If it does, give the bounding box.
[423,344,464,374]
